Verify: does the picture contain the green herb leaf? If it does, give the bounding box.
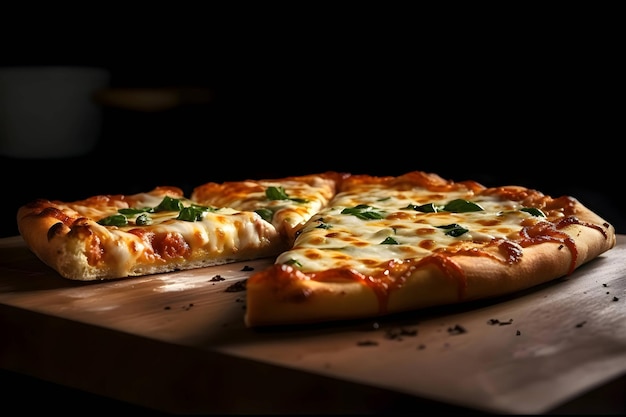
[255,208,274,222]
[284,258,302,267]
[405,202,439,213]
[97,214,128,226]
[265,186,308,203]
[135,213,152,225]
[443,199,484,213]
[520,207,546,217]
[436,223,469,237]
[266,186,289,200]
[380,236,399,245]
[177,206,210,222]
[119,207,151,215]
[154,196,184,212]
[341,204,385,220]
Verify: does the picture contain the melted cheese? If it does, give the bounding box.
[191,174,338,240]
[275,185,545,276]
[51,190,283,279]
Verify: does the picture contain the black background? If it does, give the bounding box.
[1,46,623,237]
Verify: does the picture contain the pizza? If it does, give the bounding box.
[16,172,343,281]
[243,171,616,326]
[16,170,616,328]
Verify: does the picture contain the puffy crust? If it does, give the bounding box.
[17,203,88,279]
[245,275,381,327]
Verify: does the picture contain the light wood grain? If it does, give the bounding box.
[1,235,625,414]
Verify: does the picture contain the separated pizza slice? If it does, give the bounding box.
[16,186,283,280]
[191,171,348,243]
[16,172,346,281]
[244,171,617,327]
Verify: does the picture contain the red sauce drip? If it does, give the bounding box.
[494,239,524,264]
[519,220,578,274]
[251,254,468,316]
[556,215,608,239]
[413,254,467,300]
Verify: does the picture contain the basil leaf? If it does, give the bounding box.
[380,236,399,245]
[436,223,469,237]
[154,196,184,212]
[135,213,152,225]
[177,205,211,222]
[97,214,128,226]
[405,202,439,213]
[284,258,302,267]
[266,186,289,200]
[520,207,546,217]
[255,208,274,222]
[265,186,308,203]
[119,207,151,215]
[443,199,484,213]
[341,204,385,220]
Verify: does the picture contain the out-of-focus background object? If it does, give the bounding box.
[0,66,110,158]
[94,86,212,112]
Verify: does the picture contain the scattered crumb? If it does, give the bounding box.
[209,274,225,282]
[384,327,418,340]
[447,324,467,335]
[225,279,247,292]
[487,318,513,326]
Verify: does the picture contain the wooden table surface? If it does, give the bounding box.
[1,235,625,414]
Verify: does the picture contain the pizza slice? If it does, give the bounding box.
[16,172,344,281]
[244,171,617,327]
[191,171,346,243]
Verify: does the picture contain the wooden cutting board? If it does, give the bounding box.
[1,235,625,414]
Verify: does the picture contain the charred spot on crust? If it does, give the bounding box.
[47,222,66,241]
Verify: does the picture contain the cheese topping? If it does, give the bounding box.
[275,185,542,275]
[191,173,339,240]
